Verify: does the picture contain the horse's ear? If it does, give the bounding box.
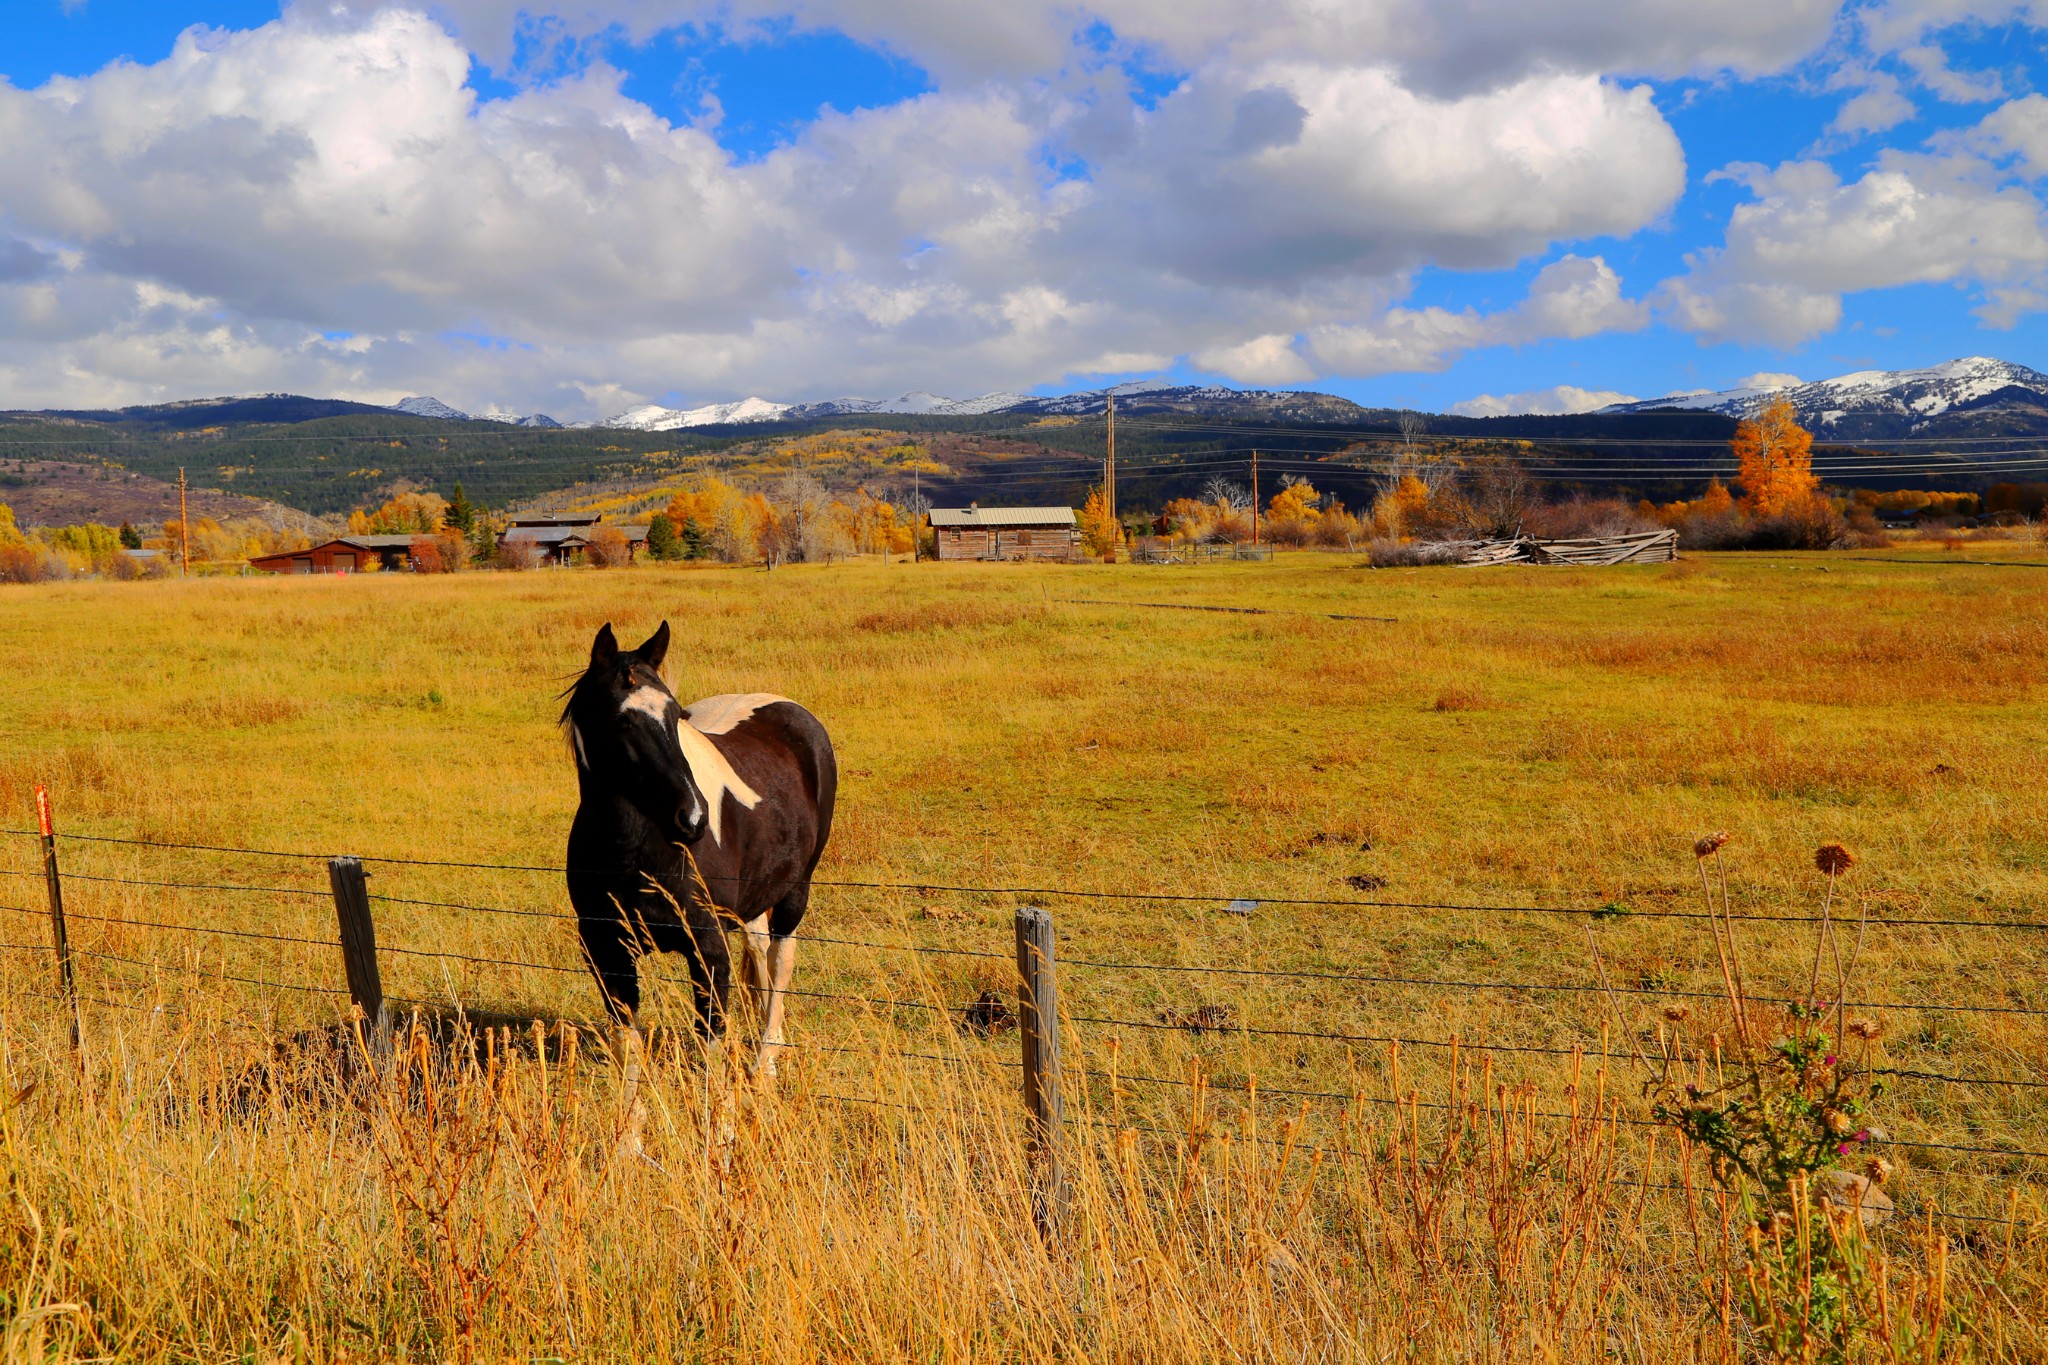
[636,621,671,670]
[590,623,620,667]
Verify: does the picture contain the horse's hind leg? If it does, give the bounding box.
[757,932,796,1077]
[756,885,807,1076]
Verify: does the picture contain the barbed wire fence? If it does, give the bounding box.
[3,791,2044,1233]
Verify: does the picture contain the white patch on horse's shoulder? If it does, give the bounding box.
[674,718,762,846]
[683,692,788,735]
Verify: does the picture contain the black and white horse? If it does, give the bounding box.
[561,621,836,1073]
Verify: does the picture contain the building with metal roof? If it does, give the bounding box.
[499,521,649,566]
[927,505,1080,561]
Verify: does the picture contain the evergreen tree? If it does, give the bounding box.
[646,513,682,560]
[118,520,142,549]
[445,483,477,537]
[680,516,708,559]
[468,514,498,565]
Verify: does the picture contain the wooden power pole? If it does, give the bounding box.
[177,467,190,576]
[1251,450,1260,548]
[1105,392,1117,527]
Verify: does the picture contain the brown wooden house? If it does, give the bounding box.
[247,535,422,574]
[928,506,1080,561]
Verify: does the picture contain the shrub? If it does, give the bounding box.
[0,542,66,583]
[440,532,472,571]
[1366,537,1464,567]
[1525,498,1661,540]
[410,537,447,574]
[495,537,541,571]
[585,525,632,568]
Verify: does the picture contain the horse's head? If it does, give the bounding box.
[562,621,710,844]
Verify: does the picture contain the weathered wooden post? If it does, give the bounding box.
[33,786,81,1057]
[1015,905,1067,1233]
[327,856,391,1064]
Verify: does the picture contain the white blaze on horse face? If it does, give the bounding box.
[620,685,761,845]
[683,692,788,735]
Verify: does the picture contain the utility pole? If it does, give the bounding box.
[1105,391,1117,527]
[177,466,190,576]
[1251,450,1260,548]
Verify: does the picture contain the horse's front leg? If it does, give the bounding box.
[680,909,734,1043]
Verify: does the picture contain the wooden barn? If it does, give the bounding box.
[928,506,1080,562]
[247,535,421,575]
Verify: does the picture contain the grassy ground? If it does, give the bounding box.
[1,546,2045,1360]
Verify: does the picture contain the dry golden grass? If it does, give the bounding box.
[1,547,2045,1360]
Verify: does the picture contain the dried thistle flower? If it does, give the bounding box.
[1694,831,1731,859]
[1865,1156,1895,1185]
[1815,843,1856,875]
[1662,1004,1690,1023]
[1824,1110,1853,1136]
[1849,1017,1881,1040]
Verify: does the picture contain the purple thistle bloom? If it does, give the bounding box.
[1824,1055,1836,1066]
[1837,1143,1851,1155]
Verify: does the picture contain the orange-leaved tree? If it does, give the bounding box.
[1732,397,1817,514]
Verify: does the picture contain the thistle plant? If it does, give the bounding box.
[1629,836,1970,1363]
[1646,836,1886,1205]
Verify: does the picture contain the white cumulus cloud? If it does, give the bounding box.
[1656,153,2048,344]
[1448,384,1638,416]
[0,7,1690,415]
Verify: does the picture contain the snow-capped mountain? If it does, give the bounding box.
[786,390,1035,418]
[1602,357,2048,438]
[601,396,792,431]
[1008,381,1367,422]
[392,396,471,421]
[593,379,1369,429]
[390,396,565,427]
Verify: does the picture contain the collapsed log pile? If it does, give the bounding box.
[1435,528,1679,567]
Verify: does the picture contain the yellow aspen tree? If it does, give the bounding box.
[1079,487,1121,556]
[1732,397,1817,514]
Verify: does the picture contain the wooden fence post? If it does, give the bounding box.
[327,857,391,1063]
[1015,905,1068,1233]
[33,786,81,1058]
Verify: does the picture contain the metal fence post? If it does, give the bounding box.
[1015,905,1067,1233]
[327,856,391,1063]
[33,786,81,1058]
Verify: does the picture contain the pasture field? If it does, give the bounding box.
[1,547,2046,1361]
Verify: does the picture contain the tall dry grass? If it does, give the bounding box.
[1,552,2045,1357]
[12,971,2035,1363]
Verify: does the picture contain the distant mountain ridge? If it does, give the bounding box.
[13,357,2047,450]
[593,380,1371,430]
[1602,357,2048,442]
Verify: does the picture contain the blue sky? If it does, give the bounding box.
[4,0,2048,419]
